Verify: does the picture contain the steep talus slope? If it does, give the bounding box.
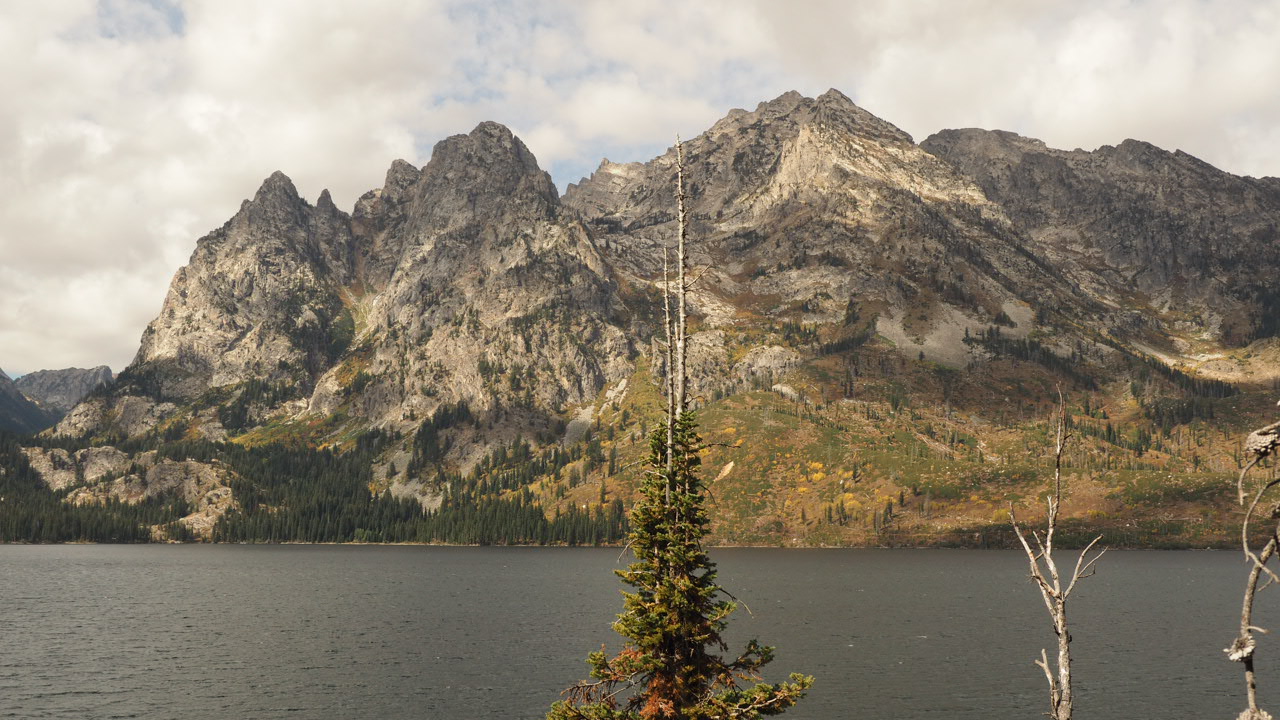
[564,90,1085,366]
[0,368,57,434]
[922,129,1280,346]
[15,366,114,415]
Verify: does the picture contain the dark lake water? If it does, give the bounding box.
[0,545,1265,719]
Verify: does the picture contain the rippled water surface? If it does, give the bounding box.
[0,546,1265,718]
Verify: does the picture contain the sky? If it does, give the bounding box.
[2,0,1279,377]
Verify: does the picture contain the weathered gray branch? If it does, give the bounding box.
[1229,413,1280,720]
[1010,395,1105,720]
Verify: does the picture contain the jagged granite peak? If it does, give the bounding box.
[567,89,961,230]
[922,128,1280,343]
[385,159,422,195]
[564,89,1072,365]
[256,169,300,199]
[316,188,336,211]
[409,121,559,231]
[313,121,632,436]
[15,366,113,415]
[351,159,424,289]
[57,170,360,438]
[60,122,632,457]
[0,367,57,434]
[349,124,561,292]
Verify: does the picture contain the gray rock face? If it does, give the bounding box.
[135,170,356,392]
[14,366,113,414]
[48,90,1280,467]
[921,129,1280,344]
[0,368,56,434]
[55,170,359,439]
[62,122,634,455]
[337,122,632,429]
[21,445,237,539]
[564,89,1079,351]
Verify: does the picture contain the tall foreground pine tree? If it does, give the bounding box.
[548,140,812,719]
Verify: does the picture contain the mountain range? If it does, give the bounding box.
[6,89,1279,545]
[0,369,56,435]
[0,366,113,435]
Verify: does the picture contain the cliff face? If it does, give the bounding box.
[15,89,1280,546]
[37,90,1280,495]
[57,171,357,439]
[14,366,114,415]
[0,368,56,435]
[921,129,1280,345]
[58,122,634,459]
[311,122,633,434]
[564,90,1082,366]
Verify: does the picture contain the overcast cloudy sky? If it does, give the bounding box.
[2,0,1278,376]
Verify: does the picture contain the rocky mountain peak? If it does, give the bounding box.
[383,159,422,196]
[812,87,914,144]
[0,366,57,434]
[565,90,1072,369]
[752,89,806,118]
[422,121,554,202]
[14,365,114,415]
[252,170,302,203]
[227,170,313,244]
[566,89,996,247]
[924,126,1280,343]
[921,128,1047,168]
[316,188,337,212]
[704,89,913,149]
[397,121,560,242]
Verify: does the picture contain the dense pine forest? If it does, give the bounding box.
[0,427,627,545]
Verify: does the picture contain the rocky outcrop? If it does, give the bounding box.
[15,366,113,415]
[21,444,236,539]
[564,89,1081,356]
[0,368,56,434]
[59,122,636,469]
[46,90,1280,472]
[133,171,356,394]
[53,170,359,439]
[315,122,634,432]
[922,129,1280,345]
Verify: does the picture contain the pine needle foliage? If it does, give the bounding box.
[548,138,811,719]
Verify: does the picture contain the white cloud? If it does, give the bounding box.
[1,0,1278,375]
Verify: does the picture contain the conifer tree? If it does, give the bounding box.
[548,139,811,720]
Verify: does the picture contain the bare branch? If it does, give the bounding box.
[686,263,713,289]
[1010,391,1101,720]
[1240,455,1264,506]
[1231,411,1280,718]
[1064,536,1106,598]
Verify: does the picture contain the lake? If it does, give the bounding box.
[0,546,1264,719]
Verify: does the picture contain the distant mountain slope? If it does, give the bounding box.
[922,128,1280,346]
[15,366,113,415]
[0,369,56,435]
[48,90,1280,457]
[11,90,1280,547]
[57,122,634,467]
[564,89,1098,369]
